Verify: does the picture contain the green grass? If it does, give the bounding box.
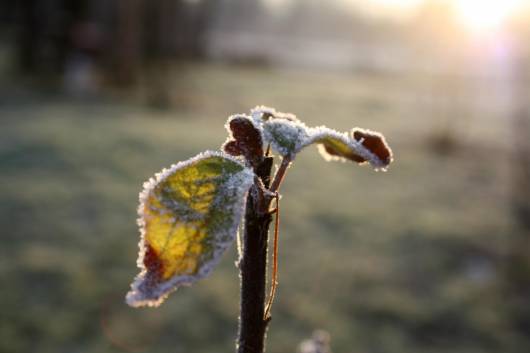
[0,63,528,353]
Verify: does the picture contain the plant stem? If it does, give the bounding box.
[237,156,274,353]
[264,193,280,320]
[269,156,291,193]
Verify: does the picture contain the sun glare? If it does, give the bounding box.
[454,0,524,33]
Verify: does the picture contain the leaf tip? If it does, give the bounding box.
[351,128,393,170]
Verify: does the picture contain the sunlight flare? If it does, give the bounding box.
[454,0,524,33]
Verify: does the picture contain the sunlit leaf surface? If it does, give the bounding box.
[126,151,254,307]
[263,119,310,157]
[307,127,393,170]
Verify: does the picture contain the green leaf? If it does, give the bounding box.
[251,106,393,170]
[262,119,310,157]
[251,106,307,157]
[126,151,254,307]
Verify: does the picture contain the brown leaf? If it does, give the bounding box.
[223,140,242,156]
[352,128,393,166]
[223,115,263,166]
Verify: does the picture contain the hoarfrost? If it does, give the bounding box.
[222,114,264,166]
[250,105,299,123]
[245,105,392,169]
[224,113,263,138]
[262,119,310,157]
[126,151,255,307]
[303,126,393,170]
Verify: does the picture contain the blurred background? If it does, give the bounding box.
[1,0,530,352]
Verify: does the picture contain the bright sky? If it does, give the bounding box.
[350,0,527,32]
[453,0,526,33]
[266,0,528,33]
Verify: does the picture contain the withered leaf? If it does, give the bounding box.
[223,115,264,166]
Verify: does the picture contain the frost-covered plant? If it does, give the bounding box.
[126,106,393,353]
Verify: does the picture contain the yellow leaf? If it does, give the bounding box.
[127,151,254,307]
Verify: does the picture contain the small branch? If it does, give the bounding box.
[264,193,280,320]
[269,156,292,193]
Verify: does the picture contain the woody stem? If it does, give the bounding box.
[237,157,274,353]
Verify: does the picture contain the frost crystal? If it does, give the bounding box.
[126,151,254,307]
[304,126,393,170]
[248,105,392,169]
[222,114,264,166]
[262,119,310,157]
[250,105,299,123]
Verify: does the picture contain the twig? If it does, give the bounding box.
[269,156,292,193]
[264,193,280,320]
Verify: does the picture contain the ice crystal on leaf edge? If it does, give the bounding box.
[126,151,254,307]
[251,106,393,171]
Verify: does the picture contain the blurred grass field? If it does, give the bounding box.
[1,63,528,353]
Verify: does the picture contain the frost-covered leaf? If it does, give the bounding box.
[262,119,310,157]
[126,151,254,307]
[305,127,393,170]
[351,128,392,166]
[254,110,392,169]
[238,105,393,170]
[222,114,263,166]
[250,106,309,157]
[251,105,299,122]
